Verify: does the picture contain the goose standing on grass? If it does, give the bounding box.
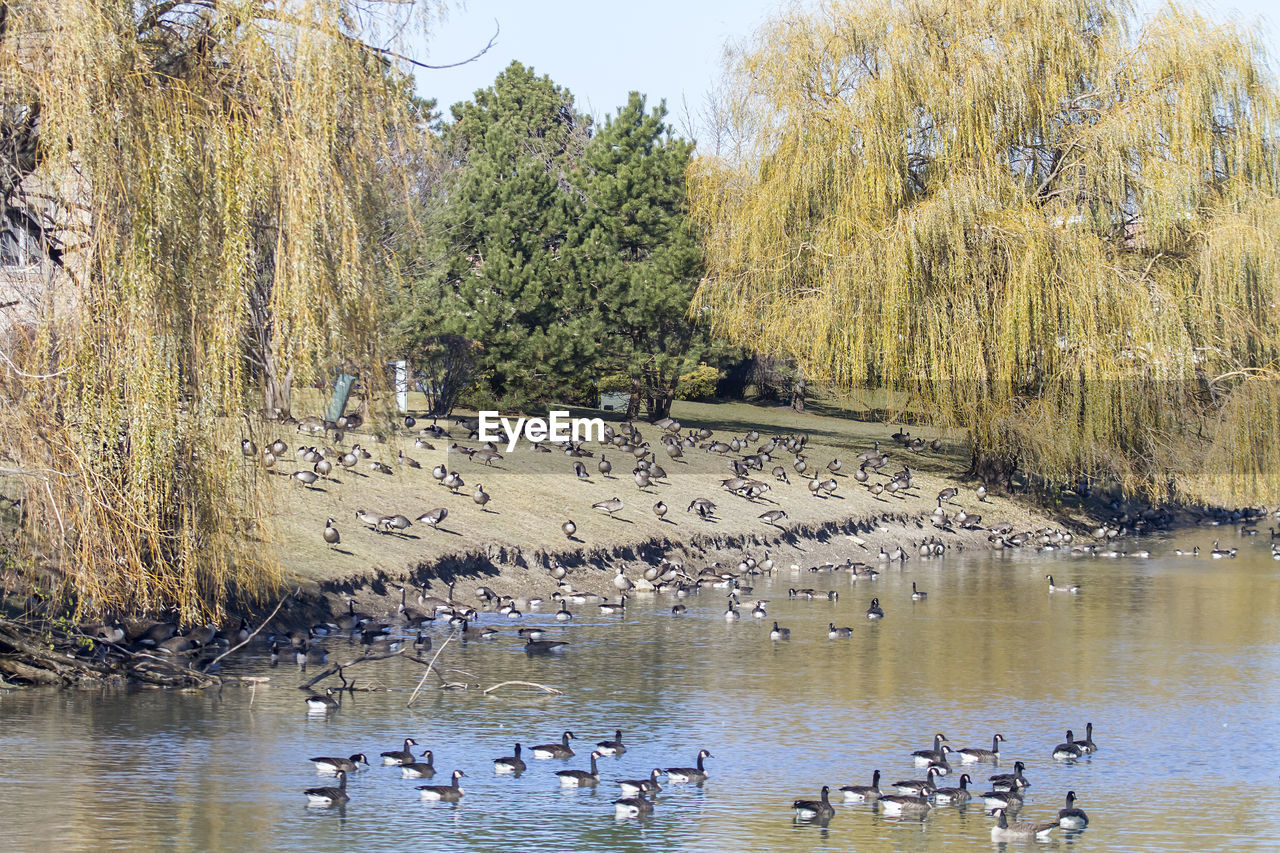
[618,769,663,796]
[1053,729,1084,760]
[866,597,885,619]
[416,507,448,530]
[562,520,577,539]
[400,750,436,779]
[989,807,1058,841]
[1058,790,1090,829]
[556,751,602,787]
[957,733,1005,763]
[1073,722,1098,753]
[304,769,349,807]
[840,769,882,802]
[531,731,576,759]
[310,753,368,774]
[323,518,340,549]
[665,749,712,784]
[380,738,419,766]
[596,730,627,756]
[792,785,835,820]
[613,790,655,817]
[417,769,465,802]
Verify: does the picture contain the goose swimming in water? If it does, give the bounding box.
[1058,790,1090,829]
[556,751,602,787]
[792,785,835,820]
[1072,722,1098,753]
[380,738,419,766]
[988,760,1030,791]
[1046,574,1080,593]
[1053,729,1084,760]
[400,750,436,779]
[612,790,654,817]
[840,769,882,802]
[596,729,627,756]
[494,744,526,775]
[618,768,664,796]
[310,753,368,774]
[828,622,853,638]
[957,733,1005,764]
[866,597,885,619]
[665,749,712,783]
[417,769,465,801]
[931,773,973,804]
[303,769,349,807]
[988,807,1058,841]
[912,733,949,766]
[531,731,576,760]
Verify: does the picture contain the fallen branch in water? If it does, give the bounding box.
[406,630,455,706]
[483,680,563,696]
[298,647,405,691]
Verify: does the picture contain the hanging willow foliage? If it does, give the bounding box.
[689,0,1280,504]
[0,0,432,619]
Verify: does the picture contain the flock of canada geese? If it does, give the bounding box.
[232,410,1277,841]
[302,727,712,818]
[792,726,1097,839]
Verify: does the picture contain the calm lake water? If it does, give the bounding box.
[2,531,1278,852]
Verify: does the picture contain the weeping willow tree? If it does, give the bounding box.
[690,0,1280,504]
[0,0,436,619]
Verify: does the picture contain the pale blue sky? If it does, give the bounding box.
[405,0,1279,137]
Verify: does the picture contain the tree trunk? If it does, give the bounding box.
[263,364,293,419]
[966,450,1017,490]
[626,378,643,420]
[790,379,806,412]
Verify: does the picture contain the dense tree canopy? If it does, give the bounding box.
[0,0,432,617]
[690,0,1280,502]
[411,64,714,415]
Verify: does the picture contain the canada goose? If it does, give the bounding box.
[596,454,612,477]
[665,749,712,783]
[724,600,739,621]
[412,632,431,652]
[670,604,686,615]
[416,507,448,529]
[417,769,465,801]
[473,484,491,511]
[1058,790,1089,829]
[618,768,663,796]
[398,450,421,470]
[878,792,932,815]
[310,753,368,774]
[494,744,527,774]
[1053,730,1084,760]
[1073,722,1098,753]
[305,688,340,714]
[613,567,634,593]
[927,745,955,776]
[613,790,655,817]
[828,622,853,638]
[892,766,942,796]
[989,807,1058,840]
[291,469,319,487]
[938,487,958,503]
[793,785,835,820]
[554,601,573,621]
[524,638,569,653]
[751,601,767,618]
[931,773,972,804]
[958,733,1005,763]
[840,769,881,801]
[304,769,349,807]
[380,738,419,766]
[400,750,436,779]
[866,598,885,619]
[911,582,927,601]
[770,621,790,640]
[1046,574,1080,593]
[981,788,1025,810]
[758,509,787,526]
[560,520,577,541]
[988,760,1030,791]
[686,497,716,518]
[432,463,447,482]
[443,471,464,492]
[976,484,988,501]
[556,751,602,787]
[323,518,340,549]
[1210,540,1237,558]
[457,618,498,640]
[597,729,627,755]
[531,731,576,759]
[593,497,624,516]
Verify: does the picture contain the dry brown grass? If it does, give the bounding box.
[268,399,1038,590]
